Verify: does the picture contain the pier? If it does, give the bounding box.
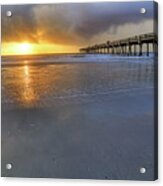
[80,33,158,56]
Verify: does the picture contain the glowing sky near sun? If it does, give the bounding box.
[2,42,78,56]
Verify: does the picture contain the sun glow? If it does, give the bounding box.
[2,42,78,56]
[17,43,33,54]
[2,42,34,55]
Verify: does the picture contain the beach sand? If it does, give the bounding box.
[1,57,156,180]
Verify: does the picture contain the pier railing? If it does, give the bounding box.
[79,33,158,56]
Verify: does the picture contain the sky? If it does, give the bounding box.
[1,1,156,55]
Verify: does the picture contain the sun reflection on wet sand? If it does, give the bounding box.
[22,65,39,106]
[2,62,73,108]
[24,65,29,76]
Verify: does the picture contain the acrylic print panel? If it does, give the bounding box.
[1,1,158,180]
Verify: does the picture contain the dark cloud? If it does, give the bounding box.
[1,2,154,46]
[1,5,39,43]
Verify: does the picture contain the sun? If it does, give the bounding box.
[17,42,33,54]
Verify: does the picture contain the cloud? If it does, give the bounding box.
[1,5,38,43]
[1,2,154,46]
[90,19,154,45]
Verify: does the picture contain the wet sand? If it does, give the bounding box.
[1,59,156,180]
